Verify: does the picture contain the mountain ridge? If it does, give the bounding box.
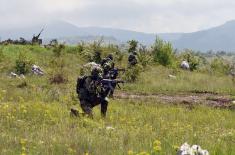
[1,20,235,51]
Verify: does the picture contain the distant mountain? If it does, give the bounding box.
[1,20,235,51]
[172,20,235,52]
[0,21,182,45]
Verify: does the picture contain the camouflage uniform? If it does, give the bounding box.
[77,66,109,117]
[128,52,138,67]
[101,54,115,78]
[100,54,117,97]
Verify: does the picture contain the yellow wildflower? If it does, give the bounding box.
[128,150,134,155]
[153,146,161,152]
[153,140,161,147]
[20,139,27,145]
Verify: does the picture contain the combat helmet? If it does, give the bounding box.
[91,66,103,80]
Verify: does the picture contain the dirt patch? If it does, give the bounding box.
[114,91,235,110]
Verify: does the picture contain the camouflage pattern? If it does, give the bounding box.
[80,62,102,76]
[128,53,138,67]
[77,64,108,117]
[101,56,114,76]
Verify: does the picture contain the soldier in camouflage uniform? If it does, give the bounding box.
[76,66,109,118]
[100,54,118,97]
[101,54,115,78]
[128,51,138,67]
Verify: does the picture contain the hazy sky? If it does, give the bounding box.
[1,0,235,33]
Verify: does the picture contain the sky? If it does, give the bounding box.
[1,0,235,33]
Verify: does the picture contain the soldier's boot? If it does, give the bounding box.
[80,100,93,118]
[70,108,80,117]
[101,100,108,118]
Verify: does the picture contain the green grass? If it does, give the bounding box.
[123,66,235,95]
[1,45,235,155]
[0,99,234,155]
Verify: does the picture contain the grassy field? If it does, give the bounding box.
[0,99,234,155]
[0,45,235,155]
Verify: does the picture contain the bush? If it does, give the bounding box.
[152,37,175,67]
[180,49,200,71]
[0,46,4,62]
[210,57,230,75]
[107,44,124,62]
[91,51,102,63]
[137,45,152,68]
[124,65,142,82]
[88,40,103,63]
[53,44,65,57]
[127,40,138,53]
[15,51,33,74]
[50,44,68,84]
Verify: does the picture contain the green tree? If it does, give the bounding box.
[210,57,230,75]
[152,37,174,66]
[128,40,138,53]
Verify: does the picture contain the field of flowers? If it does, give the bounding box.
[0,96,235,155]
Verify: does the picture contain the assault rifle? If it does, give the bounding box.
[100,79,125,91]
[107,68,125,79]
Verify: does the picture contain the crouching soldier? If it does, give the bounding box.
[76,66,109,118]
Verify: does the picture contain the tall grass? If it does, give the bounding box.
[0,99,234,155]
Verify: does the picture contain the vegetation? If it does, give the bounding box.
[152,37,175,67]
[0,99,234,155]
[0,37,235,154]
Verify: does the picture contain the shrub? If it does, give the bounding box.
[50,44,68,84]
[180,49,200,71]
[91,51,102,64]
[0,46,4,62]
[53,44,65,57]
[210,57,230,75]
[137,45,152,68]
[88,40,103,63]
[15,51,33,74]
[107,44,124,62]
[124,65,142,82]
[127,40,138,53]
[152,37,175,67]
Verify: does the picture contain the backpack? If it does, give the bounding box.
[76,76,87,94]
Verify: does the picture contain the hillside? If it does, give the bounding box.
[173,20,235,52]
[1,20,235,51]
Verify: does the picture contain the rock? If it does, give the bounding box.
[32,64,44,75]
[10,72,19,78]
[177,143,209,155]
[181,61,190,70]
[20,74,25,79]
[106,126,115,130]
[168,74,176,79]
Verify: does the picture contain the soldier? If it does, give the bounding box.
[128,51,138,67]
[101,54,115,78]
[76,66,109,118]
[100,54,119,97]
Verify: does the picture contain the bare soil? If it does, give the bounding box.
[115,91,235,110]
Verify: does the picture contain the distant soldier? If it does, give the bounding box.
[76,65,109,118]
[100,54,119,97]
[128,51,138,67]
[101,54,115,78]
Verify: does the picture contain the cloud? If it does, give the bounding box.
[0,0,235,33]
